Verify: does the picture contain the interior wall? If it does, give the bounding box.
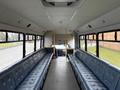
[44,31,53,47]
[74,32,79,49]
[55,34,74,48]
[44,32,75,48]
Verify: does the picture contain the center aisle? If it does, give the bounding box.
[43,56,80,90]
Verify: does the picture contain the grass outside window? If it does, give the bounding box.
[88,46,120,68]
[0,42,23,49]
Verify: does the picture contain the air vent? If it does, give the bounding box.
[41,0,81,7]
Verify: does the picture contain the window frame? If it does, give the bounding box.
[79,29,120,57]
[0,30,44,58]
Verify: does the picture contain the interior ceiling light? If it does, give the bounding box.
[46,0,77,2]
[41,0,81,7]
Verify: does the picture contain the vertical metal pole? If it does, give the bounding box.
[93,34,94,40]
[6,32,8,42]
[85,35,87,51]
[18,33,20,41]
[102,33,104,40]
[34,35,36,51]
[40,36,42,48]
[23,33,26,58]
[43,36,45,48]
[96,33,99,57]
[41,36,43,48]
[79,35,81,48]
[115,31,117,41]
[53,32,55,55]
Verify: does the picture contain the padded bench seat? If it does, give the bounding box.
[17,53,52,90]
[0,48,53,90]
[68,49,120,90]
[74,56,107,90]
[68,54,107,90]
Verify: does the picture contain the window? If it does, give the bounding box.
[20,34,23,41]
[98,31,120,68]
[104,32,115,40]
[79,30,120,68]
[0,31,42,71]
[80,36,85,50]
[53,44,66,49]
[93,34,96,40]
[36,36,41,50]
[0,32,6,42]
[99,33,103,40]
[29,35,33,40]
[117,31,120,41]
[0,31,23,70]
[99,31,120,67]
[26,35,34,55]
[89,35,94,40]
[8,32,18,41]
[99,41,120,68]
[87,34,96,55]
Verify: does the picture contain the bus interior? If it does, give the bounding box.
[0,0,120,90]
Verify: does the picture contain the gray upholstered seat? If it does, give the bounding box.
[0,48,53,90]
[68,49,120,90]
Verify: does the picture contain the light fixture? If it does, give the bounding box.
[41,0,82,7]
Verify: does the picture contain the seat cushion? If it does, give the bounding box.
[69,54,108,90]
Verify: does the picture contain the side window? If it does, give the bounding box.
[117,31,120,41]
[99,31,120,68]
[0,32,6,42]
[0,31,23,70]
[26,35,34,55]
[80,35,85,51]
[87,34,96,55]
[79,31,120,68]
[8,32,18,41]
[104,32,115,40]
[36,36,41,50]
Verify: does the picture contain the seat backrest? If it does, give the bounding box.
[116,77,120,90]
[12,62,25,87]
[0,70,15,90]
[92,59,106,82]
[45,47,53,53]
[102,65,120,90]
[75,50,83,60]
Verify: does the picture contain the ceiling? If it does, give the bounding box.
[0,0,120,35]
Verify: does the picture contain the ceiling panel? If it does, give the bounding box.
[0,0,120,34]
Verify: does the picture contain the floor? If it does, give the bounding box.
[43,56,80,90]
